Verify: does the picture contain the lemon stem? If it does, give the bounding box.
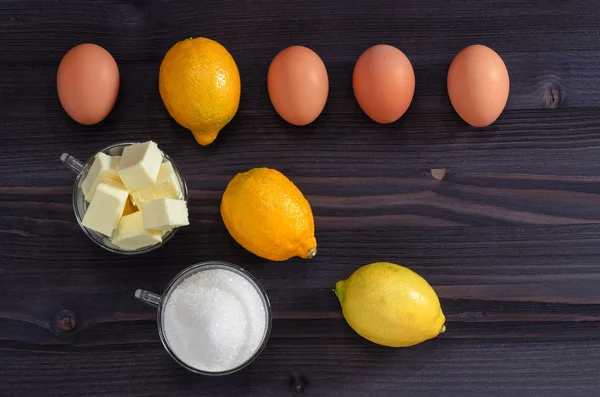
[334,280,345,303]
[440,325,446,334]
[306,247,317,259]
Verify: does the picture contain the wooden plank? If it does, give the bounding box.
[1,332,600,396]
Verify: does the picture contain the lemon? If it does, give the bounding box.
[159,37,241,145]
[221,168,316,261]
[335,262,445,347]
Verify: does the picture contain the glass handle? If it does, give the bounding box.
[135,289,162,308]
[60,153,84,174]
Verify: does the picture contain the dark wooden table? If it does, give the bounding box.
[2,1,600,395]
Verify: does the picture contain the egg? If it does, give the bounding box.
[352,44,415,124]
[267,46,329,126]
[57,43,120,125]
[447,44,509,127]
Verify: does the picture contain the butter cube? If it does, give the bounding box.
[82,179,129,236]
[112,211,162,250]
[81,153,121,202]
[141,198,189,230]
[131,161,182,206]
[117,141,163,192]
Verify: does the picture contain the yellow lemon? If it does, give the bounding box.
[221,168,316,261]
[159,37,241,145]
[335,262,445,347]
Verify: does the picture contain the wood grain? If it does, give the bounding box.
[2,0,600,396]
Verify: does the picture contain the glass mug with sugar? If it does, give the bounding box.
[135,261,272,375]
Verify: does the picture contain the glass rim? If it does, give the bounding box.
[72,142,188,255]
[156,261,273,376]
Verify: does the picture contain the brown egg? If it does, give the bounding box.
[267,46,329,126]
[352,44,415,124]
[57,43,120,125]
[447,44,509,127]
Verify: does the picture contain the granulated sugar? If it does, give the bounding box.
[162,268,267,372]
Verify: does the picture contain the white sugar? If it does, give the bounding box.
[162,268,267,372]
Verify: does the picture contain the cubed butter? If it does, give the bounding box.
[117,141,163,192]
[81,153,121,202]
[81,179,129,236]
[141,198,189,230]
[112,211,162,250]
[131,161,182,206]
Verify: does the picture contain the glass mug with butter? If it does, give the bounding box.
[60,141,189,254]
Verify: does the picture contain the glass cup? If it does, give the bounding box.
[135,261,272,375]
[60,142,188,255]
